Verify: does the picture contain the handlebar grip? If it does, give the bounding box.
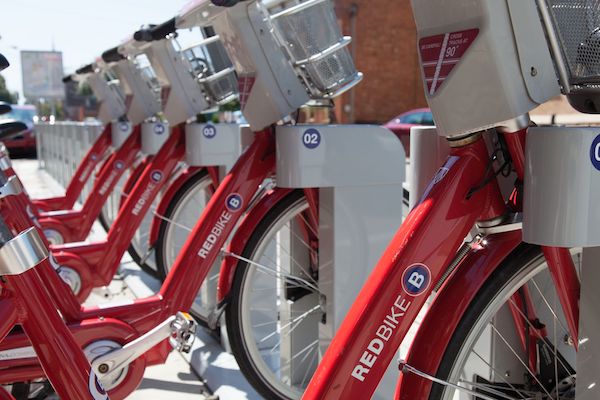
[134,17,177,42]
[62,75,74,84]
[75,64,95,75]
[150,17,177,40]
[211,0,246,6]
[102,46,125,63]
[133,25,156,42]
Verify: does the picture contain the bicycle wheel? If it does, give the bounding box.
[226,188,410,399]
[126,193,160,276]
[225,190,317,399]
[155,170,213,316]
[427,244,580,400]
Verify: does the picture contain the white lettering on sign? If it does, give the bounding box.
[99,171,119,196]
[198,211,232,259]
[78,158,96,183]
[351,294,412,382]
[132,182,158,216]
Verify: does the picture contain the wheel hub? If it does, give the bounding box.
[84,340,129,391]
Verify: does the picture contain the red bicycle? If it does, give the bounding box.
[0,54,110,400]
[0,1,363,398]
[302,0,589,399]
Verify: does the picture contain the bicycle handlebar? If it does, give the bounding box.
[102,46,125,63]
[211,0,247,6]
[75,64,95,75]
[134,17,177,42]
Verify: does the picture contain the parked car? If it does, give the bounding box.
[383,108,434,157]
[0,105,37,155]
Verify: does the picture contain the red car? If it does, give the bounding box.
[0,105,37,155]
[383,108,434,157]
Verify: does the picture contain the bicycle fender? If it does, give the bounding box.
[217,187,294,303]
[396,230,522,399]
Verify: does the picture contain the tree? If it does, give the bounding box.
[0,74,18,104]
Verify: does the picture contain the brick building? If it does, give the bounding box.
[333,0,427,124]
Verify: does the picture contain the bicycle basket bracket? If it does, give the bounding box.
[411,0,560,137]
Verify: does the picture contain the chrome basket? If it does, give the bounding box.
[179,34,239,106]
[265,0,362,99]
[540,0,600,90]
[132,53,163,105]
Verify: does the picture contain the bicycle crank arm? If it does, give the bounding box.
[91,312,196,381]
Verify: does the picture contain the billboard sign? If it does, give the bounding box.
[21,51,64,99]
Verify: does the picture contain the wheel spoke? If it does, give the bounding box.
[489,323,554,399]
[226,251,320,294]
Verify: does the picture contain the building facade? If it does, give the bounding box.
[334,0,427,124]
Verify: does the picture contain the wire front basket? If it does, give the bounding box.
[266,0,362,98]
[543,0,600,89]
[180,34,239,106]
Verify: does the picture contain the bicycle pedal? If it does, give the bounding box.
[170,312,197,353]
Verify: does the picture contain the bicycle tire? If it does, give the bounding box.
[155,169,211,280]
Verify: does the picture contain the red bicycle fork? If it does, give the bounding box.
[396,127,581,399]
[503,129,580,347]
[302,134,506,399]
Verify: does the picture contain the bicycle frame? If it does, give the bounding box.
[35,125,142,243]
[32,124,112,212]
[0,232,107,400]
[48,124,186,300]
[0,129,276,395]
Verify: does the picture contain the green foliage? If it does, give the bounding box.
[77,82,93,96]
[36,100,65,120]
[219,99,240,112]
[0,74,18,104]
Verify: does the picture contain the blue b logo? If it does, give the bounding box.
[226,193,243,212]
[154,123,166,135]
[402,264,431,296]
[151,170,163,182]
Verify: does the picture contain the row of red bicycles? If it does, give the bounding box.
[0,0,598,399]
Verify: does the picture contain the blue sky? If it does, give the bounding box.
[1,0,190,102]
